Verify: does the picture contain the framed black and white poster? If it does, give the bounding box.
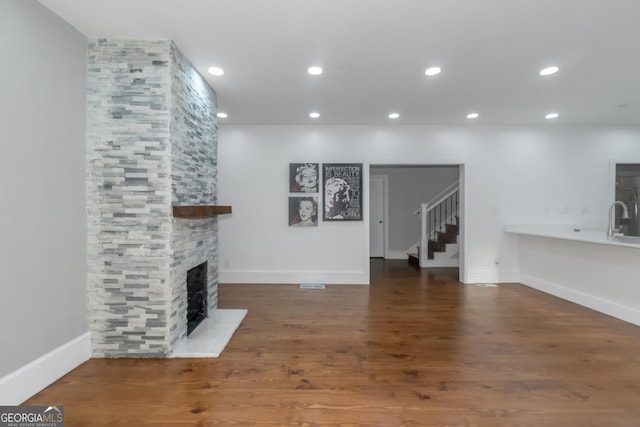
[323,163,362,221]
[289,196,318,227]
[289,163,319,193]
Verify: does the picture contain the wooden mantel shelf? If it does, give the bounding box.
[172,205,232,219]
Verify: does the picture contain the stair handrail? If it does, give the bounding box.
[414,180,460,215]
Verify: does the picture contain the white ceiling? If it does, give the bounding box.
[39,0,640,126]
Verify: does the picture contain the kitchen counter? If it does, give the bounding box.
[505,223,640,327]
[504,224,640,249]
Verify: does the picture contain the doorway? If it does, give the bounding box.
[615,163,640,236]
[369,164,465,280]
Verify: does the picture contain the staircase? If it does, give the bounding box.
[427,217,459,258]
[409,181,460,269]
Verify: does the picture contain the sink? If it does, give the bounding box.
[612,235,640,244]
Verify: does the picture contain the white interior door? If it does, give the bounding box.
[370,175,385,257]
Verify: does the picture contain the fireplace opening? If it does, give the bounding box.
[186,262,207,336]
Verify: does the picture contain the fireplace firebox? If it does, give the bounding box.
[186,262,207,336]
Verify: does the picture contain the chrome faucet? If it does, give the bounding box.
[607,201,629,238]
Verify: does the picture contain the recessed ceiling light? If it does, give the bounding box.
[307,66,323,75]
[208,67,224,76]
[545,112,559,119]
[309,112,320,118]
[425,66,442,76]
[467,113,479,119]
[388,113,400,119]
[217,112,227,118]
[539,66,559,76]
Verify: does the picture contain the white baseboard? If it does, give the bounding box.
[219,269,369,284]
[463,268,500,284]
[0,332,91,405]
[521,274,640,326]
[384,250,409,260]
[496,269,521,283]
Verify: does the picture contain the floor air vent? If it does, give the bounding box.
[475,283,498,287]
[300,283,326,289]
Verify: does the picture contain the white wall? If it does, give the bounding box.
[218,125,640,285]
[371,165,459,254]
[0,0,88,398]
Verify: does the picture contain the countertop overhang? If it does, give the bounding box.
[504,224,640,249]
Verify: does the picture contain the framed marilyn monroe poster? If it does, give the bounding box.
[322,163,362,221]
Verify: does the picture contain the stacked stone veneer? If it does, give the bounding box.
[87,39,218,357]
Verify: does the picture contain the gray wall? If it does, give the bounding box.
[370,165,459,251]
[0,1,87,377]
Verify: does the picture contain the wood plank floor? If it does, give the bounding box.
[25,260,640,426]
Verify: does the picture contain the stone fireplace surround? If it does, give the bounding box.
[87,39,219,357]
